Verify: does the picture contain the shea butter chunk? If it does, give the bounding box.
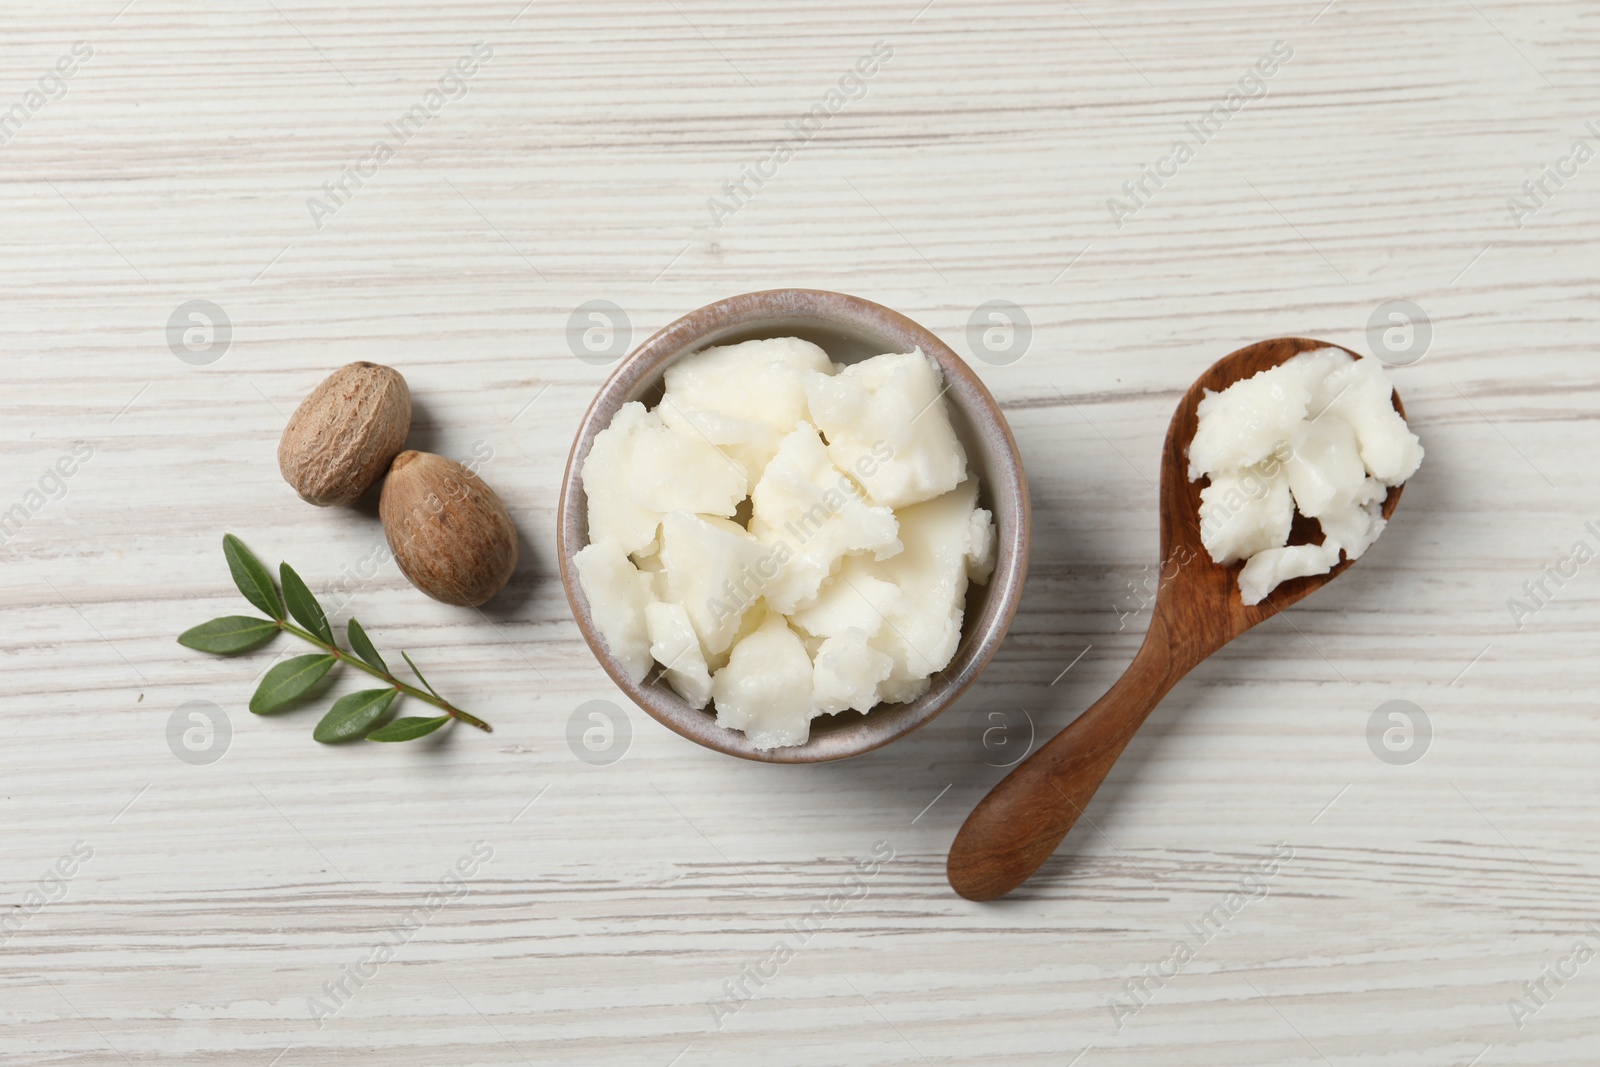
[573,538,655,683]
[1284,414,1366,518]
[1199,465,1293,565]
[1187,348,1346,479]
[582,402,747,556]
[804,350,967,509]
[581,403,662,555]
[659,337,834,479]
[863,478,986,703]
[711,613,816,749]
[749,422,900,613]
[645,601,713,709]
[811,628,895,716]
[658,512,773,658]
[1312,355,1423,483]
[1238,542,1343,606]
[790,560,904,640]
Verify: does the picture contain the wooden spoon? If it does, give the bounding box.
[946,338,1408,901]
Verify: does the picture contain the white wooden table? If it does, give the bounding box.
[3,2,1596,1063]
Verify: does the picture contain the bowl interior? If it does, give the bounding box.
[559,289,1030,763]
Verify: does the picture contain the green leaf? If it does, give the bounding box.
[313,688,397,743]
[402,651,444,701]
[346,618,387,673]
[367,715,450,742]
[224,534,284,620]
[250,653,337,714]
[280,562,333,644]
[178,615,280,655]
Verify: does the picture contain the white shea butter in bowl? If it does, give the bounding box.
[574,337,996,751]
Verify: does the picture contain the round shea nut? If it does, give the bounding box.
[278,361,412,506]
[379,450,519,607]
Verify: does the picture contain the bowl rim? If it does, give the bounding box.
[557,288,1031,763]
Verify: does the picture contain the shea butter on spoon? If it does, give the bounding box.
[1190,347,1422,604]
[574,337,994,750]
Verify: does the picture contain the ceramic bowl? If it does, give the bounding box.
[557,289,1030,762]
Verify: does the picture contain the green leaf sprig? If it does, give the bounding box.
[179,534,490,744]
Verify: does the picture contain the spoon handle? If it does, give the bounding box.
[947,634,1189,901]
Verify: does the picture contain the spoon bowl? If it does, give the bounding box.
[946,338,1407,901]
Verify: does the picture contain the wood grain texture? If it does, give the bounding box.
[1,1,1597,1064]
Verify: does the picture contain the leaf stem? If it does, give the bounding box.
[276,620,492,733]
